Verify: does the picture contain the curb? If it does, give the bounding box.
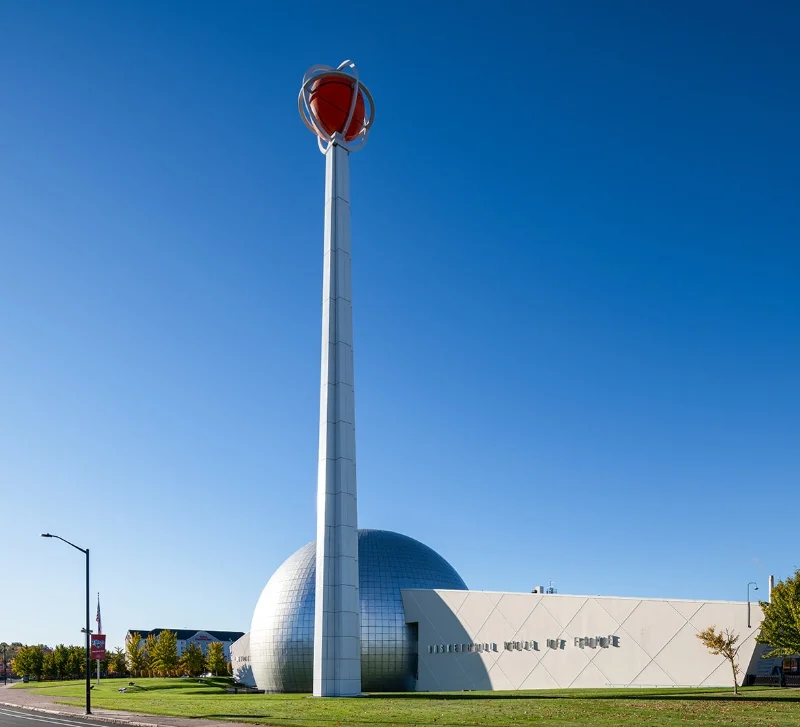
[0,701,161,727]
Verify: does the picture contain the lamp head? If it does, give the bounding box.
[754,585,759,590]
[41,533,52,538]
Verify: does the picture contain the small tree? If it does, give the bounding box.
[205,641,227,677]
[143,634,158,677]
[757,569,800,658]
[697,626,741,695]
[126,633,146,677]
[13,646,44,680]
[179,642,205,677]
[151,630,179,677]
[110,647,128,677]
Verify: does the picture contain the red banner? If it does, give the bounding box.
[90,634,106,660]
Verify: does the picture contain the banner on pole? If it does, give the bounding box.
[90,634,106,660]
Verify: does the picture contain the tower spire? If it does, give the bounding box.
[299,61,375,698]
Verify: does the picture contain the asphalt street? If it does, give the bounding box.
[0,690,243,727]
[0,708,114,727]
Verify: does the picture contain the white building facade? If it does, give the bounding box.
[403,590,765,691]
[241,586,773,692]
[230,633,255,686]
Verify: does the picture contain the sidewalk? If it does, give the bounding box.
[0,682,264,727]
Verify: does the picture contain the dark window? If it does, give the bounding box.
[407,622,419,681]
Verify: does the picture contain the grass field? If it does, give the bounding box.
[13,677,800,727]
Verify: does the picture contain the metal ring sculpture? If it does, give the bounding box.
[298,60,375,153]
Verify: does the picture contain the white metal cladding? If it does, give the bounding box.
[313,136,361,697]
[249,530,467,693]
[299,58,375,698]
[401,590,766,691]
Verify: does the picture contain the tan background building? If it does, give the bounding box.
[125,629,244,664]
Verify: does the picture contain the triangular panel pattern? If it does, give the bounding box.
[474,609,511,644]
[539,596,586,629]
[457,653,493,691]
[655,622,720,685]
[440,589,470,614]
[456,591,499,633]
[520,661,559,689]
[496,594,541,632]
[516,602,565,643]
[538,637,591,687]
[484,591,505,607]
[411,591,765,691]
[631,660,674,687]
[667,600,704,621]
[701,659,736,688]
[487,661,516,691]
[596,598,641,626]
[619,600,688,658]
[563,598,622,640]
[570,660,610,688]
[592,635,652,686]
[416,656,445,691]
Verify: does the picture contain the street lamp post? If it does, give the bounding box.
[41,533,91,714]
[747,581,759,629]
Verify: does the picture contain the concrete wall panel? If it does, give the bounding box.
[405,590,764,691]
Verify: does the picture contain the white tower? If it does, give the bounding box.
[298,61,375,698]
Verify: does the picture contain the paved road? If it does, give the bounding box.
[0,690,262,727]
[0,707,115,727]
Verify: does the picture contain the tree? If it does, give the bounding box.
[697,626,741,695]
[179,642,205,677]
[0,643,22,666]
[126,632,146,677]
[757,569,800,658]
[53,644,69,679]
[12,646,44,680]
[66,646,86,678]
[10,647,28,679]
[42,651,56,680]
[143,634,158,677]
[100,649,112,677]
[109,647,128,677]
[150,630,179,677]
[205,641,227,677]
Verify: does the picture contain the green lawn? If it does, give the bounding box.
[13,677,800,727]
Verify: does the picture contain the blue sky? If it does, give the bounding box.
[1,1,798,651]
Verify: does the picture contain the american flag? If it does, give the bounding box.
[96,593,102,635]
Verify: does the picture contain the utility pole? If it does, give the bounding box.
[41,533,92,714]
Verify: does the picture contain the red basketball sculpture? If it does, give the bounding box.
[299,61,375,152]
[309,76,366,142]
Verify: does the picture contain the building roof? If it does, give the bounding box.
[126,629,245,642]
